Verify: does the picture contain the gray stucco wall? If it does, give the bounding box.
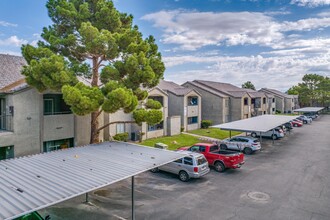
[0,88,42,157]
[167,116,181,136]
[231,98,243,121]
[183,83,224,125]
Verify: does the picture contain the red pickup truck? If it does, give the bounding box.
[179,143,245,172]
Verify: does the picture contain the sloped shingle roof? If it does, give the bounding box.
[260,88,291,99]
[183,81,228,98]
[0,54,26,90]
[158,80,195,96]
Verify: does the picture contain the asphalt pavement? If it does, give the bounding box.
[40,115,330,220]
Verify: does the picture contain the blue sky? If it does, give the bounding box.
[1,0,330,91]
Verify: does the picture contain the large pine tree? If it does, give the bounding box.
[22,0,165,143]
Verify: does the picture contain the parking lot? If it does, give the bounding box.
[40,115,330,220]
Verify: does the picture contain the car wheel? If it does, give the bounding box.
[220,144,227,150]
[244,147,253,155]
[251,132,257,138]
[271,134,278,140]
[214,161,225,173]
[150,168,159,173]
[294,124,297,127]
[178,171,189,182]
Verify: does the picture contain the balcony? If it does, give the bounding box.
[0,115,13,132]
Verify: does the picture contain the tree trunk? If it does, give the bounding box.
[90,110,100,143]
[90,57,100,144]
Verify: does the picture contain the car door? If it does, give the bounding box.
[228,138,240,150]
[161,158,182,173]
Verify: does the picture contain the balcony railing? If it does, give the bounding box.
[0,115,13,132]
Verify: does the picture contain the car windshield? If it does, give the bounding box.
[196,156,207,165]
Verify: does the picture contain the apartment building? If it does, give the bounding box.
[0,54,90,159]
[183,80,269,124]
[259,88,299,113]
[158,80,201,131]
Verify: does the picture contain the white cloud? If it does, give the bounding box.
[291,0,330,7]
[281,17,330,31]
[164,53,330,91]
[142,10,330,51]
[0,20,17,27]
[142,11,284,50]
[0,36,28,47]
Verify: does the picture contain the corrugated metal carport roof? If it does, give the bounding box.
[293,107,324,112]
[211,115,298,133]
[0,142,184,220]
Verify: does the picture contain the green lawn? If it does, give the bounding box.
[139,134,201,150]
[187,128,241,139]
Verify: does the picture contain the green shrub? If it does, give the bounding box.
[113,132,129,142]
[275,110,281,114]
[201,120,212,129]
[181,126,185,132]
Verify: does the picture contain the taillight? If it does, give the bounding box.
[194,167,198,172]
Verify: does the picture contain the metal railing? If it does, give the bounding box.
[0,115,13,132]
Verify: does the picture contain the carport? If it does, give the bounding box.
[0,142,184,220]
[211,115,298,144]
[293,107,324,113]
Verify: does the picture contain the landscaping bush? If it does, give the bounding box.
[201,120,212,129]
[275,110,281,114]
[181,126,185,132]
[113,132,129,142]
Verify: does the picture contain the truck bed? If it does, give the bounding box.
[212,150,240,155]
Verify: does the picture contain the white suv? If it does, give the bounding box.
[220,136,261,154]
[251,128,285,140]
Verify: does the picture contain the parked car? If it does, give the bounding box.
[290,119,303,127]
[150,151,210,182]
[303,112,319,119]
[15,212,50,220]
[251,128,285,140]
[297,115,312,124]
[283,122,293,130]
[220,136,261,154]
[179,143,245,172]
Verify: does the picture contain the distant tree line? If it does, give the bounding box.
[287,74,330,107]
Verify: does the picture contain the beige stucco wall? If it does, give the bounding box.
[284,98,294,113]
[184,91,201,131]
[167,116,181,136]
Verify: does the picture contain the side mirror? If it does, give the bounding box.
[45,215,51,220]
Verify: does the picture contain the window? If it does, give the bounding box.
[263,97,266,104]
[183,157,193,165]
[43,138,74,152]
[0,146,14,160]
[148,96,163,106]
[188,96,198,106]
[251,98,255,105]
[174,158,182,163]
[272,108,275,112]
[199,146,206,152]
[43,94,71,115]
[264,111,266,114]
[273,98,275,103]
[116,123,125,134]
[189,146,200,152]
[188,116,198,124]
[148,121,164,131]
[197,156,207,165]
[209,145,218,152]
[244,98,249,105]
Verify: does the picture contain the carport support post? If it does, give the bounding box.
[85,193,89,203]
[132,176,135,220]
[230,130,232,138]
[272,129,275,145]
